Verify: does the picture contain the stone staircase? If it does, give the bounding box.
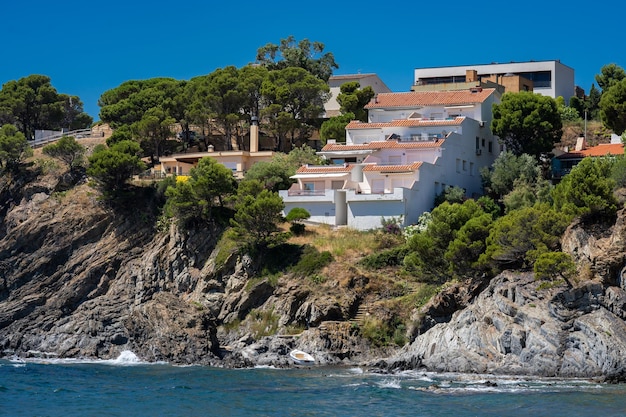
[351,303,370,326]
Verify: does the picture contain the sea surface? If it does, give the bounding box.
[2,351,626,417]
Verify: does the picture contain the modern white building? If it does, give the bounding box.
[280,87,502,230]
[413,60,575,103]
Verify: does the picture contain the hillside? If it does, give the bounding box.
[3,139,626,380]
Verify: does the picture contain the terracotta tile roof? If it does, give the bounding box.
[321,139,444,152]
[366,88,496,108]
[362,162,422,172]
[557,143,624,159]
[296,164,354,174]
[346,117,464,129]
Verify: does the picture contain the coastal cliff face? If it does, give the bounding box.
[383,210,626,380]
[0,171,374,366]
[3,166,626,379]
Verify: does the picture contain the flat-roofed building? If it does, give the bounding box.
[413,60,575,103]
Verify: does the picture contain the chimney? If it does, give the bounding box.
[466,69,478,83]
[250,116,259,153]
[575,136,587,151]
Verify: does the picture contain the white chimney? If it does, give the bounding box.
[250,116,259,153]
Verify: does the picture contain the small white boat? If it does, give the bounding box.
[289,349,315,365]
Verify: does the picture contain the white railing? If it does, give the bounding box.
[31,128,94,148]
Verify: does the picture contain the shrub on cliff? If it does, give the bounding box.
[87,140,145,193]
[0,124,32,173]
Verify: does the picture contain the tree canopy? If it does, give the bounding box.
[255,36,339,82]
[0,75,92,140]
[491,92,562,158]
[0,124,32,172]
[42,135,86,171]
[599,78,626,135]
[87,140,146,193]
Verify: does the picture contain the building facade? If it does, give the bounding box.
[413,60,575,103]
[280,88,502,230]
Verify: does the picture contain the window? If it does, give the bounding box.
[331,181,343,190]
[456,158,461,173]
[304,182,315,191]
[488,141,493,153]
[463,160,467,171]
[475,137,480,149]
[481,138,485,147]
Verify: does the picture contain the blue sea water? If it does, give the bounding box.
[2,352,626,417]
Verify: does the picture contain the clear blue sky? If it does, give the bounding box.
[2,0,623,120]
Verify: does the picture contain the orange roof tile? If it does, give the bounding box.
[366,89,496,108]
[346,117,464,129]
[362,162,422,172]
[558,143,624,159]
[321,139,444,152]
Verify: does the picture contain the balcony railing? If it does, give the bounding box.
[287,189,327,196]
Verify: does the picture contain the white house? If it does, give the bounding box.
[280,87,502,230]
[413,60,575,103]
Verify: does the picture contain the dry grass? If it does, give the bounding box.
[287,224,379,261]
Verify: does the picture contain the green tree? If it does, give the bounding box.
[230,189,286,250]
[133,107,176,164]
[98,78,182,128]
[481,151,541,198]
[0,124,32,172]
[0,75,92,139]
[261,67,330,152]
[444,213,493,276]
[336,81,375,122]
[479,204,572,272]
[491,92,562,158]
[404,200,486,280]
[165,157,236,226]
[320,112,354,144]
[285,207,311,235]
[599,79,626,135]
[87,140,146,192]
[256,36,339,82]
[586,84,602,120]
[244,146,321,192]
[595,63,626,92]
[42,135,86,172]
[534,251,576,283]
[551,156,617,218]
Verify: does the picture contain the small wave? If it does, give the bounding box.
[377,378,402,389]
[102,350,143,365]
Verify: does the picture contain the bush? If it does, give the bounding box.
[359,245,410,269]
[290,245,333,277]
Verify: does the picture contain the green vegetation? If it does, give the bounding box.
[491,91,562,158]
[86,140,146,194]
[0,124,32,172]
[285,207,310,235]
[42,135,86,172]
[290,245,333,278]
[0,74,92,140]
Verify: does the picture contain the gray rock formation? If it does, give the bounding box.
[382,210,626,380]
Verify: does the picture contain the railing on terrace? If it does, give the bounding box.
[31,128,95,148]
[287,189,328,197]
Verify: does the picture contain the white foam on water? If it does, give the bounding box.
[104,350,143,365]
[377,378,402,389]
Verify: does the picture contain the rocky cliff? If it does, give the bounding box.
[0,170,377,366]
[3,165,626,379]
[381,211,626,381]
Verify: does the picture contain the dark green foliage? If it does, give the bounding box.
[286,207,310,235]
[87,140,146,193]
[611,155,626,189]
[491,92,562,158]
[404,200,487,280]
[534,251,576,282]
[230,188,286,250]
[42,135,85,171]
[0,124,32,172]
[599,78,626,135]
[336,81,375,122]
[0,75,92,140]
[359,245,410,269]
[551,157,617,218]
[595,63,626,92]
[434,185,465,206]
[164,157,236,227]
[445,213,493,276]
[481,151,541,198]
[320,112,354,144]
[290,245,333,278]
[478,204,572,272]
[255,36,338,82]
